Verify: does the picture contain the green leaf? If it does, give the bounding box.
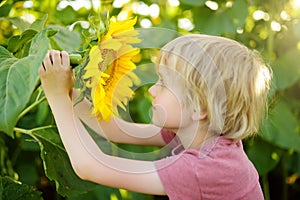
[29,28,53,58]
[48,25,81,52]
[0,137,15,177]
[180,0,206,6]
[261,100,300,152]
[272,49,300,90]
[135,27,180,48]
[134,63,158,84]
[0,176,43,200]
[55,5,77,25]
[30,14,48,31]
[4,17,31,32]
[193,0,248,35]
[31,128,97,197]
[0,29,51,137]
[0,56,37,137]
[246,138,281,175]
[7,29,38,53]
[136,98,152,124]
[0,45,13,62]
[20,134,40,151]
[67,184,122,200]
[0,3,13,17]
[284,151,300,174]
[15,151,40,185]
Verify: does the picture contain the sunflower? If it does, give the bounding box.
[83,17,141,122]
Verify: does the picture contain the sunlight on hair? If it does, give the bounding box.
[255,67,271,95]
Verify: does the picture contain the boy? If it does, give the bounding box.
[39,34,271,199]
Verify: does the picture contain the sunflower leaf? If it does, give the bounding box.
[29,127,97,197]
[0,28,52,137]
[0,176,43,200]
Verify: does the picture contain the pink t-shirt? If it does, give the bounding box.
[154,129,264,200]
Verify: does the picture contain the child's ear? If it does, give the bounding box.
[192,109,207,121]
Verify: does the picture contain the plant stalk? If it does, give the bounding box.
[17,96,46,121]
[262,174,270,200]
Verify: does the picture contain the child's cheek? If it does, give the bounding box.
[151,104,167,127]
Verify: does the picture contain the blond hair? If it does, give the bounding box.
[156,34,272,140]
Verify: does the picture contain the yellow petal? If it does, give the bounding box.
[86,17,141,122]
[88,46,103,66]
[105,17,137,37]
[100,39,122,50]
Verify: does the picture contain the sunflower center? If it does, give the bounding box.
[100,49,118,90]
[98,49,116,72]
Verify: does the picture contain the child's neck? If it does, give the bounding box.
[175,122,217,149]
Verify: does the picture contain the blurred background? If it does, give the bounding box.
[0,0,300,199]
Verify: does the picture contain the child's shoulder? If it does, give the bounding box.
[198,136,247,163]
[155,136,262,199]
[189,136,245,159]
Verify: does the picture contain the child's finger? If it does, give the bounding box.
[51,50,62,67]
[60,51,70,69]
[39,63,46,75]
[43,51,53,69]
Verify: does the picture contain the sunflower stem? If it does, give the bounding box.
[14,125,54,137]
[17,96,46,121]
[13,127,32,135]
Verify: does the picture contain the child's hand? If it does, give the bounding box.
[39,50,74,100]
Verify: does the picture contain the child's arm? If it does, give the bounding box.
[46,93,165,195]
[72,90,166,146]
[39,50,166,195]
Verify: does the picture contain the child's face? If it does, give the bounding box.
[148,65,193,130]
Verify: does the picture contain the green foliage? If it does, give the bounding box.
[31,127,98,197]
[193,0,249,34]
[246,138,282,175]
[0,0,299,199]
[272,49,300,90]
[0,176,43,200]
[0,27,51,137]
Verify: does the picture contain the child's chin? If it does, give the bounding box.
[151,117,164,127]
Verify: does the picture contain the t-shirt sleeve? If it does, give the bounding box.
[161,129,181,148]
[161,129,176,144]
[154,153,202,199]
